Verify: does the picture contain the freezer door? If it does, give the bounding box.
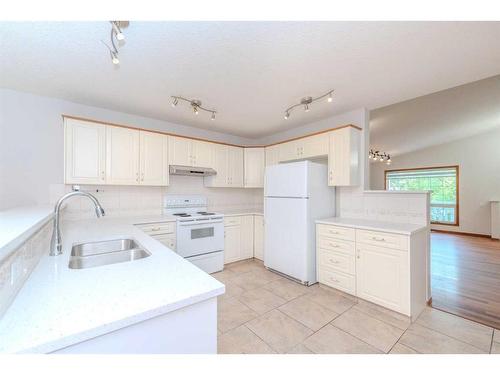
[264,161,308,198]
[264,197,310,282]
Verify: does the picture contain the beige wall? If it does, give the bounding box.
[370,127,500,235]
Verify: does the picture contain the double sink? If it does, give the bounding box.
[69,238,151,269]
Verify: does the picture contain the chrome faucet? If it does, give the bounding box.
[50,187,105,256]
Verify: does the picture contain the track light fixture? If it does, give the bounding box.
[171,96,217,120]
[369,149,392,165]
[101,21,129,66]
[284,90,334,120]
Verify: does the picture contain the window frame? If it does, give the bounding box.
[384,165,459,226]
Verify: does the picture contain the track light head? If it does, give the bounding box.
[171,97,178,107]
[327,92,333,103]
[111,21,126,41]
[111,51,119,65]
[284,112,289,120]
[211,112,216,121]
[304,104,310,112]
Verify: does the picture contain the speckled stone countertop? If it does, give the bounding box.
[217,209,263,216]
[0,216,224,353]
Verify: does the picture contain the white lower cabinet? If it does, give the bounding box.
[135,221,176,251]
[356,243,408,313]
[316,223,428,320]
[253,215,264,260]
[224,219,242,264]
[223,215,258,264]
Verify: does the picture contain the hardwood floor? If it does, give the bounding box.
[431,231,500,329]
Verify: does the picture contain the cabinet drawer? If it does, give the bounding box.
[224,216,242,227]
[356,229,408,251]
[318,267,356,295]
[135,221,175,235]
[318,249,355,275]
[151,233,176,250]
[318,237,355,255]
[317,224,355,242]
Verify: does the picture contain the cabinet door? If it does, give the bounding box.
[244,148,265,188]
[168,136,192,166]
[302,133,329,159]
[265,145,280,166]
[228,146,244,187]
[192,140,213,168]
[204,144,228,187]
[279,140,299,162]
[240,215,254,260]
[139,131,169,186]
[356,244,409,314]
[224,225,241,264]
[328,127,360,186]
[106,126,140,185]
[253,215,264,261]
[64,118,106,184]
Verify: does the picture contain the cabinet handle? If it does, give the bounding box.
[101,171,105,180]
[371,236,386,242]
[329,243,339,248]
[141,173,144,181]
[151,227,161,231]
[329,230,339,234]
[329,259,340,264]
[329,277,340,283]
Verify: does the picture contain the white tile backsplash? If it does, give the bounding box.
[339,188,430,226]
[51,175,263,221]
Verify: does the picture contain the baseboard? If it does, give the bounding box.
[431,229,492,239]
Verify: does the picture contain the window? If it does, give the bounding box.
[385,166,459,225]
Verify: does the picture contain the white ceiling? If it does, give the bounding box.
[370,74,500,156]
[1,21,500,138]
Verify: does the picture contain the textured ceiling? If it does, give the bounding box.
[1,21,500,138]
[370,75,500,156]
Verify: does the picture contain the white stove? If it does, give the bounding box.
[164,195,224,273]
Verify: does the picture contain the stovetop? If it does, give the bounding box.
[172,211,217,218]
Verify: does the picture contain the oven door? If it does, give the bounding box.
[176,217,224,258]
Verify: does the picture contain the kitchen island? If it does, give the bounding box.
[0,216,225,354]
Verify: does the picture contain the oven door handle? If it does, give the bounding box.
[178,219,223,226]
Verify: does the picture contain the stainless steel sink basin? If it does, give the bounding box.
[68,238,151,270]
[71,238,139,257]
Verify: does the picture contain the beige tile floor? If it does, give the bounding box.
[214,259,499,354]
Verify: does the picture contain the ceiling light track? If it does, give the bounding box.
[171,96,217,121]
[101,21,129,65]
[369,149,392,165]
[284,89,334,120]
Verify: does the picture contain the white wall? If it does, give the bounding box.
[370,127,500,235]
[0,89,255,210]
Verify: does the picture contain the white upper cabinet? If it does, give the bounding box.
[265,145,280,166]
[276,133,328,163]
[191,140,213,168]
[64,118,106,184]
[205,143,228,187]
[168,136,213,168]
[139,131,169,186]
[301,133,329,159]
[328,127,361,186]
[244,148,265,188]
[168,136,192,166]
[106,126,140,185]
[228,146,244,187]
[278,140,300,162]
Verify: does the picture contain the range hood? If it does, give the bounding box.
[169,165,217,177]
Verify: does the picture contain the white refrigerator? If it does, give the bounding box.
[264,161,335,285]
